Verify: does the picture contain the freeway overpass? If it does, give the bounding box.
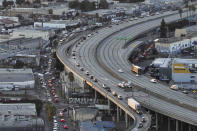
[57,10,197,131]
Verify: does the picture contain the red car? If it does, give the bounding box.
[63,125,69,129]
[61,119,65,122]
[50,90,55,94]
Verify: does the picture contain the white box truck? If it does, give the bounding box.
[128,98,142,114]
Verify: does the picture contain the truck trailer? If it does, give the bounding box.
[128,98,142,114]
[131,64,142,75]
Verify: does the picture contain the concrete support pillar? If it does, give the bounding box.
[168,117,171,131]
[160,115,163,124]
[189,124,191,131]
[94,90,97,103]
[125,113,128,128]
[108,99,111,115]
[176,120,179,131]
[117,106,119,122]
[156,113,158,131]
[180,121,183,131]
[120,108,122,116]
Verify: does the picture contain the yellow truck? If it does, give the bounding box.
[131,64,142,75]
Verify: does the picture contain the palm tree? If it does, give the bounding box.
[184,0,189,18]
[189,5,192,17]
[178,8,183,20]
[68,72,74,92]
[191,5,196,16]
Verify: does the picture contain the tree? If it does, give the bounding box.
[54,53,64,71]
[189,5,192,17]
[178,8,183,19]
[191,5,196,16]
[95,13,99,22]
[99,0,109,9]
[35,0,40,3]
[52,39,58,48]
[16,0,25,5]
[2,0,8,8]
[14,60,24,68]
[80,0,95,12]
[160,18,167,38]
[45,102,56,122]
[68,72,74,92]
[49,9,53,15]
[184,0,189,18]
[68,0,80,9]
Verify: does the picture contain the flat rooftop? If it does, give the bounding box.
[0,68,34,82]
[173,58,197,64]
[152,58,171,68]
[0,103,36,116]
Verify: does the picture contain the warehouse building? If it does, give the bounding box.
[172,58,197,83]
[151,58,172,81]
[0,68,34,90]
[151,58,197,85]
[0,103,44,131]
[155,29,197,55]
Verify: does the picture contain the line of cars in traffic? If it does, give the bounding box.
[53,115,69,131]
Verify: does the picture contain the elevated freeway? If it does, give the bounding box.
[57,9,197,130]
[57,37,150,130]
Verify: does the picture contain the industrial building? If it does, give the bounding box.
[172,58,197,83]
[155,29,197,55]
[79,121,115,131]
[151,58,172,80]
[0,103,44,131]
[34,20,80,29]
[151,58,197,86]
[0,37,45,50]
[0,68,34,90]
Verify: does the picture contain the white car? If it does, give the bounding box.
[118,69,123,73]
[170,85,179,90]
[118,95,122,99]
[53,119,57,123]
[48,98,52,102]
[150,79,157,83]
[85,71,89,75]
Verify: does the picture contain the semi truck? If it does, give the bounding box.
[128,98,142,114]
[131,64,142,75]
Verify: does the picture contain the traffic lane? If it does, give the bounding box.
[98,11,197,109]
[76,31,150,130]
[55,10,182,129]
[97,12,197,124]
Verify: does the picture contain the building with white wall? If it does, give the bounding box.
[172,59,197,84]
[155,30,197,54]
[0,68,34,90]
[34,20,80,29]
[0,103,44,131]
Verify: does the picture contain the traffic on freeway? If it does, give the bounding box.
[57,8,197,130]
